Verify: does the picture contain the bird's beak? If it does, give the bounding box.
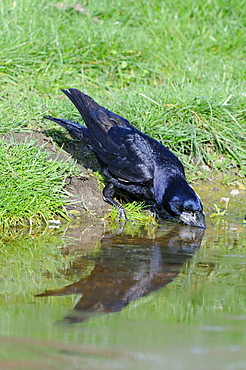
[179,210,206,229]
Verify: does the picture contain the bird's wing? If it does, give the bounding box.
[87,110,154,182]
[103,109,135,129]
[61,89,154,182]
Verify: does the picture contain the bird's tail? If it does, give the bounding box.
[61,89,103,127]
[44,116,91,145]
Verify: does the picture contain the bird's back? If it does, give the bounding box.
[61,89,185,183]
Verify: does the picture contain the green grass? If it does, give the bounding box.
[106,201,158,233]
[1,0,246,225]
[0,139,77,227]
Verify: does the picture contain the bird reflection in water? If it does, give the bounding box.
[36,224,205,323]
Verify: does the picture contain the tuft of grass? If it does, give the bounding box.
[0,139,77,227]
[107,201,158,231]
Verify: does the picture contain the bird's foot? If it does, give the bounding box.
[117,207,135,224]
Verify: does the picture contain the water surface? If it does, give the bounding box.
[0,184,245,369]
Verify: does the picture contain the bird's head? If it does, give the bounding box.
[167,196,206,228]
[162,177,206,229]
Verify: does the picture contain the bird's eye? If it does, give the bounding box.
[169,199,183,216]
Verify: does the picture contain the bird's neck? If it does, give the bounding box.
[153,172,188,205]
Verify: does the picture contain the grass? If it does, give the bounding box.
[0,0,246,225]
[106,201,158,234]
[0,139,77,227]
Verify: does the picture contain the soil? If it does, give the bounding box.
[1,130,110,218]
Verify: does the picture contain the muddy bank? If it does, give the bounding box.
[1,130,110,217]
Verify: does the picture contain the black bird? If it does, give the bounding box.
[45,89,206,228]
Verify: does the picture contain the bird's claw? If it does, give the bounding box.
[117,207,139,224]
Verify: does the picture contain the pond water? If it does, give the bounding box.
[0,184,245,369]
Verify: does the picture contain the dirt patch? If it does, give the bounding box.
[1,130,110,217]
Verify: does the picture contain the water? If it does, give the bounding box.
[0,184,245,369]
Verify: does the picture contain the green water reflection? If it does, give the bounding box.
[0,184,245,369]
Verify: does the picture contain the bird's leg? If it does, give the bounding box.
[103,182,131,222]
